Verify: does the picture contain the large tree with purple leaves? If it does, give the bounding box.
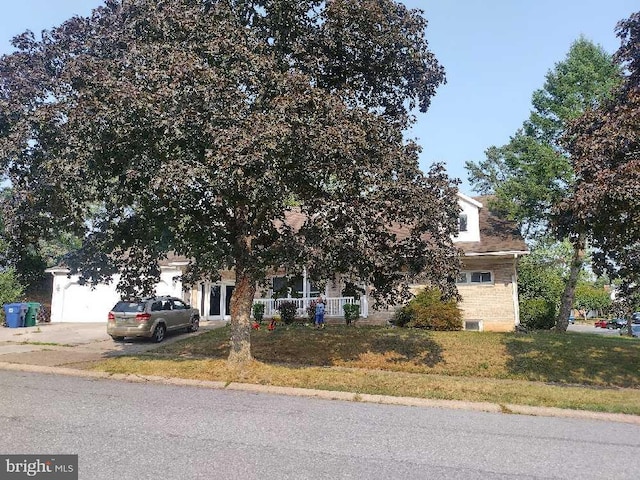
[0,0,460,363]
[564,11,640,318]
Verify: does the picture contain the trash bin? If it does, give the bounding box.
[24,302,41,327]
[3,303,28,328]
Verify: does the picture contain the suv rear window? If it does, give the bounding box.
[112,301,146,313]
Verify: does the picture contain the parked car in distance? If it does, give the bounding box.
[594,319,609,328]
[568,315,575,324]
[107,296,200,342]
[632,312,640,324]
[619,324,640,338]
[606,318,627,329]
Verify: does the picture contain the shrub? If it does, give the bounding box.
[306,300,317,323]
[0,269,25,327]
[277,301,297,325]
[520,297,556,330]
[252,303,265,325]
[390,306,412,327]
[343,303,360,325]
[394,287,463,331]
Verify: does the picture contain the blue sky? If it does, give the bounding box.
[1,1,638,192]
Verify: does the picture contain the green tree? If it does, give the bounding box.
[0,0,459,363]
[466,37,621,332]
[573,282,611,320]
[565,12,640,330]
[517,246,566,306]
[0,268,24,311]
[0,186,81,289]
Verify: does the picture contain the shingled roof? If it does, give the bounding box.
[457,195,528,255]
[50,196,526,272]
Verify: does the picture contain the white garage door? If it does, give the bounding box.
[60,282,120,323]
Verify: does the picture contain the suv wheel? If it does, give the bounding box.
[110,335,125,342]
[152,324,166,343]
[188,316,200,333]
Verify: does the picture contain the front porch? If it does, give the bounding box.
[253,296,369,319]
[193,277,369,321]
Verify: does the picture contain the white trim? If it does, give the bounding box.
[456,192,483,208]
[464,250,529,257]
[45,267,71,274]
[512,273,520,326]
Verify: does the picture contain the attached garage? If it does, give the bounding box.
[46,267,185,323]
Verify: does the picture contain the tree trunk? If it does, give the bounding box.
[555,233,586,332]
[228,266,257,365]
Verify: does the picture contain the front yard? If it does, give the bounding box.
[91,325,640,415]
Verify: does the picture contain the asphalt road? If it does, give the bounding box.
[568,323,626,336]
[1,371,639,479]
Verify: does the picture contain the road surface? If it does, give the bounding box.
[0,371,638,479]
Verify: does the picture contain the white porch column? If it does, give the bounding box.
[303,267,309,309]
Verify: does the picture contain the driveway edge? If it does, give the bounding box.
[1,361,638,425]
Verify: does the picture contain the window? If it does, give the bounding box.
[173,300,187,310]
[272,276,288,299]
[471,272,492,283]
[458,214,468,232]
[457,271,493,284]
[112,301,145,313]
[272,275,320,298]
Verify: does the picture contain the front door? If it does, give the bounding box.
[210,286,221,316]
[225,285,235,320]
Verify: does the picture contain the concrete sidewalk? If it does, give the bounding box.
[0,320,225,368]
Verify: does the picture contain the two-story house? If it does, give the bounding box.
[47,193,528,331]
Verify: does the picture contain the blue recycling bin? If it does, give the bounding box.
[3,303,28,328]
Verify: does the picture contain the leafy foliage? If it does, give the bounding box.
[466,37,621,331]
[564,12,640,306]
[306,300,317,324]
[517,242,567,309]
[342,303,360,325]
[0,268,24,307]
[573,283,612,319]
[252,303,265,325]
[520,298,556,330]
[0,0,457,362]
[276,301,297,325]
[467,38,621,230]
[390,305,413,328]
[393,287,462,331]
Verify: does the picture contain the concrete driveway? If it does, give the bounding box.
[0,320,225,368]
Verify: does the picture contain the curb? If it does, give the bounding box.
[1,361,639,425]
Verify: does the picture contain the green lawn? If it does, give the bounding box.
[91,325,640,415]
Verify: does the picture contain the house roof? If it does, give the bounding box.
[282,195,528,257]
[456,195,528,256]
[47,195,528,274]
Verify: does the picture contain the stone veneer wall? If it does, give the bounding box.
[365,257,519,331]
[456,258,517,332]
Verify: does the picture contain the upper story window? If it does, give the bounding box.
[471,272,492,283]
[458,214,468,233]
[457,271,493,284]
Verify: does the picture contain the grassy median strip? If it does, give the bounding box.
[90,325,640,415]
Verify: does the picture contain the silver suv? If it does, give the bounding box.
[107,296,200,342]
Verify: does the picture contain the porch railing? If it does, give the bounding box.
[253,297,365,319]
